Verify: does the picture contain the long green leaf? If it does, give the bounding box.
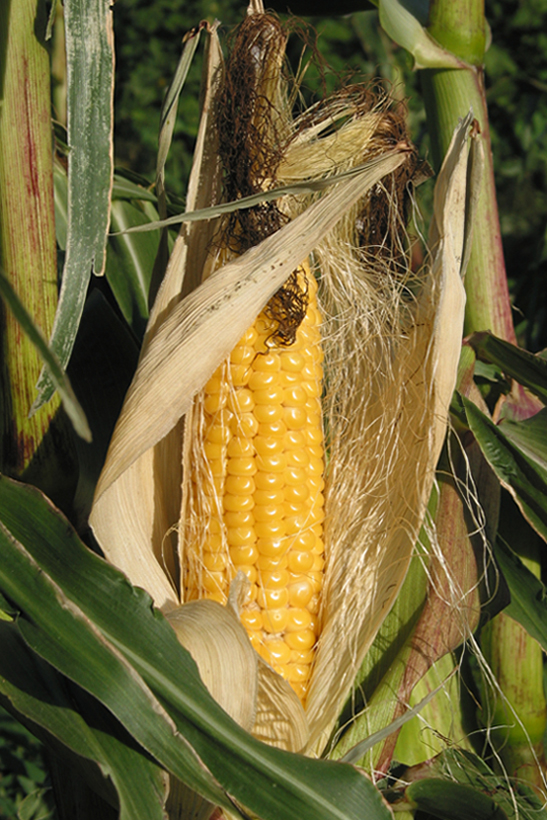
[406,779,508,820]
[468,332,547,405]
[0,268,91,442]
[462,396,547,541]
[0,476,392,820]
[34,0,115,410]
[494,537,547,653]
[0,625,167,820]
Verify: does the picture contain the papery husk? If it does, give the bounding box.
[90,4,475,775]
[302,115,477,754]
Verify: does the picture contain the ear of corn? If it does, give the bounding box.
[183,261,325,702]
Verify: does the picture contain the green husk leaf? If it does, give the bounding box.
[406,779,508,820]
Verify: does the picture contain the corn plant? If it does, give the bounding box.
[1,1,547,819]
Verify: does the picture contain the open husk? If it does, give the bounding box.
[90,1,476,776]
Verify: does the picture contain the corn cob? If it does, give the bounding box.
[184,261,325,702]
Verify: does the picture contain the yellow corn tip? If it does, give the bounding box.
[184,264,325,702]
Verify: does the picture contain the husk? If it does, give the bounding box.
[303,114,475,753]
[90,4,476,775]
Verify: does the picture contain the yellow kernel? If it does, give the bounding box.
[257,420,287,437]
[304,427,323,447]
[260,638,291,665]
[308,594,320,614]
[283,385,308,406]
[279,371,299,387]
[202,552,227,572]
[238,326,258,346]
[248,370,278,390]
[283,407,307,429]
[308,475,325,494]
[252,352,280,371]
[228,389,255,414]
[256,554,288,570]
[257,587,289,609]
[309,507,325,525]
[290,648,315,664]
[284,663,312,683]
[228,564,258,584]
[205,419,232,445]
[257,537,288,558]
[290,681,308,701]
[230,364,251,386]
[284,467,307,486]
[230,544,259,565]
[288,551,314,572]
[227,437,254,458]
[240,609,263,631]
[224,510,254,527]
[308,445,324,459]
[253,505,282,523]
[254,386,284,405]
[286,449,309,469]
[280,350,305,372]
[223,493,255,513]
[248,631,262,651]
[204,374,223,393]
[287,531,316,552]
[207,458,225,477]
[256,453,287,473]
[312,554,325,571]
[284,430,306,449]
[255,471,285,491]
[203,441,223,460]
[255,520,286,539]
[230,345,254,366]
[302,381,321,399]
[308,456,324,475]
[285,512,309,534]
[285,628,316,651]
[225,475,255,496]
[254,489,285,505]
[307,571,323,593]
[253,404,283,423]
[202,572,227,594]
[262,608,289,633]
[226,457,256,477]
[258,569,290,589]
[229,412,259,438]
[254,436,283,456]
[203,533,224,552]
[286,608,313,632]
[203,590,228,605]
[198,475,223,498]
[288,578,314,608]
[284,483,310,504]
[203,393,228,414]
[226,527,256,547]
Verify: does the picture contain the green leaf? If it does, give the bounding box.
[378,0,466,69]
[0,267,91,442]
[34,0,115,410]
[468,332,547,405]
[0,476,392,820]
[105,199,159,338]
[0,625,167,820]
[494,537,547,653]
[406,779,508,820]
[498,408,547,471]
[461,395,547,541]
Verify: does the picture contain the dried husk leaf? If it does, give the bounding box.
[166,600,258,731]
[253,657,309,752]
[89,150,409,610]
[303,116,475,754]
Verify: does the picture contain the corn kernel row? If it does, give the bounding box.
[184,265,325,702]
